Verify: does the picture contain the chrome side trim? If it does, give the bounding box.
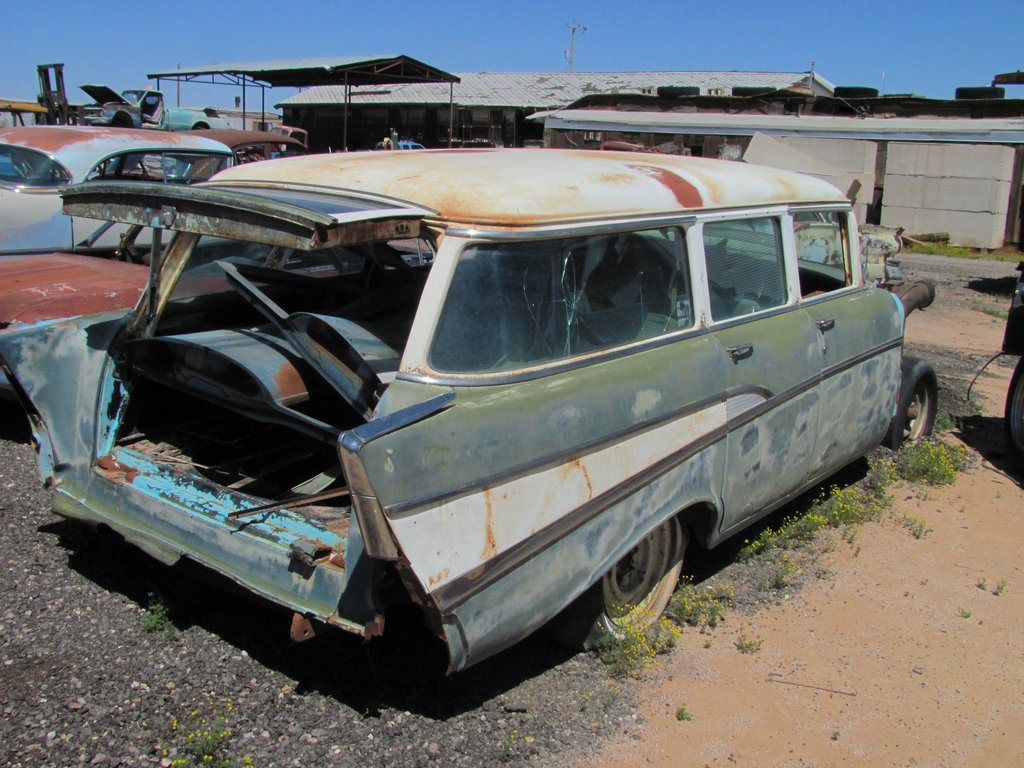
[383,391,728,519]
[419,337,903,611]
[431,422,727,612]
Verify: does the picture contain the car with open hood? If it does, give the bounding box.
[0,149,935,672]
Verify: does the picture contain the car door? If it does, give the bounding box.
[701,216,821,532]
[792,210,904,475]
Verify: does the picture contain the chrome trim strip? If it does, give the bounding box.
[422,336,903,611]
[431,422,728,612]
[383,391,728,519]
[443,212,699,240]
[397,325,713,388]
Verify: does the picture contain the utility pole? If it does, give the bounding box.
[565,20,586,72]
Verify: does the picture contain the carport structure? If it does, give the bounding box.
[147,55,460,149]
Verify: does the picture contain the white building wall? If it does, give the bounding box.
[881,142,1015,249]
[776,136,877,222]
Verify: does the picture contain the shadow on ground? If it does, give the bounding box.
[0,400,31,443]
[39,516,578,720]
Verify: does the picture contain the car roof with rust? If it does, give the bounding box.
[205,148,847,227]
[0,126,232,178]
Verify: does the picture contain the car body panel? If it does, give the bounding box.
[0,150,908,672]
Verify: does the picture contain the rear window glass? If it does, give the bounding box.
[0,144,70,187]
[431,227,693,373]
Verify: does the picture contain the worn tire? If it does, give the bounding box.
[1003,357,1024,458]
[884,356,938,449]
[834,86,880,99]
[546,516,686,650]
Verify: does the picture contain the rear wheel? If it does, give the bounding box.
[548,516,686,649]
[885,357,937,449]
[1004,357,1024,458]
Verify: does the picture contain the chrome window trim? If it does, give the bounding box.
[398,324,713,387]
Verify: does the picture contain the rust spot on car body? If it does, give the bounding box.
[560,458,594,499]
[481,488,498,560]
[0,253,147,324]
[271,360,310,405]
[626,164,703,208]
[95,454,140,483]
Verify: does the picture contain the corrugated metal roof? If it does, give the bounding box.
[277,71,833,109]
[533,109,1024,144]
[148,56,459,88]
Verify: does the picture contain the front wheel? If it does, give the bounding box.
[547,516,686,650]
[1004,357,1024,458]
[885,356,938,449]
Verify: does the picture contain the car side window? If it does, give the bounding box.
[793,211,852,296]
[0,145,70,187]
[703,217,787,321]
[430,227,693,373]
[87,152,229,184]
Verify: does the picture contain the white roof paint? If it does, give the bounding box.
[209,148,845,226]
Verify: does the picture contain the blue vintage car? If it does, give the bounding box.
[0,149,935,671]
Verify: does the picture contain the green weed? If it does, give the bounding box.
[676,705,693,722]
[596,615,680,677]
[668,578,734,630]
[899,514,932,539]
[140,593,176,641]
[735,630,764,654]
[159,698,250,767]
[897,439,967,485]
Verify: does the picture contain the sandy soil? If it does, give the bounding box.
[577,252,1024,768]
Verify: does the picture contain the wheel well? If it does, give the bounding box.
[191,122,210,130]
[676,501,719,548]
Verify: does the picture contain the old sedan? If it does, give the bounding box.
[0,150,934,672]
[0,126,232,255]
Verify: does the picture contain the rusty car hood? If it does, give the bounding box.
[0,253,147,325]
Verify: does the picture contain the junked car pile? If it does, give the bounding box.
[0,148,937,673]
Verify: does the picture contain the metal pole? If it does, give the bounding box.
[448,82,454,147]
[344,72,349,152]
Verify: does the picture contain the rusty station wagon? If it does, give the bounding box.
[0,150,933,671]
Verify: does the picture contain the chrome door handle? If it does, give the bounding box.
[816,317,835,332]
[726,344,753,362]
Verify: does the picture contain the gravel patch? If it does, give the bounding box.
[0,401,640,768]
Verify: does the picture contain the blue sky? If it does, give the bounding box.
[3,0,1022,108]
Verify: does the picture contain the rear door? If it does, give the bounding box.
[792,210,904,473]
[701,216,820,531]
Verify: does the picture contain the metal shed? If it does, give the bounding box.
[147,55,459,148]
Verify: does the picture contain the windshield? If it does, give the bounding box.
[0,144,71,188]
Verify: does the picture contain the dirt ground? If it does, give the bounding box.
[577,251,1024,768]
